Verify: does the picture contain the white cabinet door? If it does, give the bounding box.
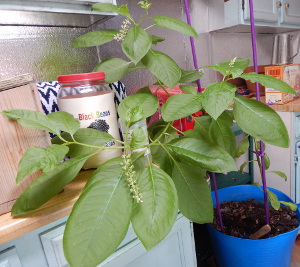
[0,247,22,267]
[281,0,300,26]
[40,215,197,267]
[243,0,279,23]
[100,216,196,267]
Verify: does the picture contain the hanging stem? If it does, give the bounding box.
[211,172,224,232]
[249,0,270,226]
[183,0,202,92]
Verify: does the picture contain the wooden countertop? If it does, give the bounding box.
[0,169,94,245]
[256,96,300,112]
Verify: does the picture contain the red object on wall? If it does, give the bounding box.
[150,85,204,132]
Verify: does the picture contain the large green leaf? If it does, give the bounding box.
[12,155,90,216]
[72,30,119,48]
[131,165,178,250]
[202,82,236,120]
[179,69,203,83]
[47,111,80,135]
[16,145,69,184]
[172,162,213,223]
[234,135,250,158]
[52,128,115,157]
[204,58,250,78]
[240,73,296,94]
[161,93,202,121]
[193,114,213,137]
[130,127,147,150]
[118,93,158,126]
[233,94,290,148]
[122,26,152,64]
[167,137,237,172]
[64,157,133,267]
[152,16,198,38]
[209,115,236,156]
[92,3,130,17]
[2,109,60,135]
[179,85,197,94]
[93,58,131,83]
[141,49,181,89]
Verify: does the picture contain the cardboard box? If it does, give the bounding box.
[265,64,300,104]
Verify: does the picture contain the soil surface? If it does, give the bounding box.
[211,199,299,238]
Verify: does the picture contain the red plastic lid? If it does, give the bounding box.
[57,72,106,83]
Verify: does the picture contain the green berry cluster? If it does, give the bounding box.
[121,154,143,203]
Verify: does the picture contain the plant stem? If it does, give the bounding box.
[211,172,224,233]
[145,122,172,147]
[172,125,184,136]
[143,24,155,31]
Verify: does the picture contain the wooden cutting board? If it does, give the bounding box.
[0,74,51,215]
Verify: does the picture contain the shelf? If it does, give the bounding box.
[210,24,300,34]
[0,0,117,28]
[254,96,300,112]
[0,169,93,245]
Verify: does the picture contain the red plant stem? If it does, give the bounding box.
[249,0,270,225]
[211,172,224,232]
[183,0,202,92]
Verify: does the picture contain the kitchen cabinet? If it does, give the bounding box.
[281,0,300,25]
[0,0,117,27]
[0,247,22,267]
[0,214,196,267]
[208,0,300,33]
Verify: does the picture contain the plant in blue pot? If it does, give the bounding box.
[1,1,299,267]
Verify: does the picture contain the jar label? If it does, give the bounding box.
[57,91,122,167]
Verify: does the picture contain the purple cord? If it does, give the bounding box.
[183,0,202,92]
[182,0,224,230]
[249,0,270,226]
[211,173,224,232]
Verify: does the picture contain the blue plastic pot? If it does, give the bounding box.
[207,185,300,267]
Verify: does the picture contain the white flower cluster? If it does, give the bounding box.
[229,57,237,67]
[114,19,131,41]
[121,154,143,203]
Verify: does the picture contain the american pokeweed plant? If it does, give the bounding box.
[1,1,298,266]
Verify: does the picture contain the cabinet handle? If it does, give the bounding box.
[276,1,282,8]
[285,2,290,9]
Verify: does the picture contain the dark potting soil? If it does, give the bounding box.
[211,199,299,238]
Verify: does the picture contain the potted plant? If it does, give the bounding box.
[1,1,299,267]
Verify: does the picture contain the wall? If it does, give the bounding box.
[0,0,298,91]
[94,0,193,94]
[94,0,278,92]
[0,26,99,83]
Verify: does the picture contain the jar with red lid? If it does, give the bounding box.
[57,72,121,169]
